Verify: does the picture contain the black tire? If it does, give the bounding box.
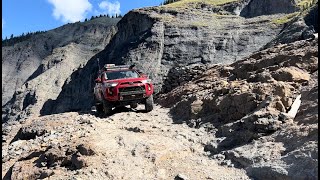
[102,99,113,116]
[95,103,104,115]
[145,94,154,112]
[130,103,138,109]
[93,93,104,115]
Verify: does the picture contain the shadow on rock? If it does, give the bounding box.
[92,106,148,118]
[3,165,13,180]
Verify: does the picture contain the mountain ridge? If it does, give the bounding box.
[2,1,318,179]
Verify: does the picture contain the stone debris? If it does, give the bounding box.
[1,1,318,180]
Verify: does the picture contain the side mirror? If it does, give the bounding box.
[95,78,102,83]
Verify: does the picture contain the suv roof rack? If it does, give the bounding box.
[103,64,131,71]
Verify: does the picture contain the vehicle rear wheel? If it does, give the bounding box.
[96,103,104,114]
[102,99,113,116]
[130,103,138,109]
[145,94,154,112]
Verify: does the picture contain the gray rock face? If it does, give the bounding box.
[2,17,120,122]
[240,0,298,18]
[304,2,318,32]
[243,71,318,180]
[2,18,120,106]
[162,65,209,93]
[263,18,313,49]
[20,2,289,117]
[263,3,318,49]
[1,2,318,179]
[101,11,165,89]
[2,108,250,179]
[99,6,284,91]
[1,0,313,122]
[157,37,318,180]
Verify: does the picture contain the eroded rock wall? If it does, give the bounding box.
[2,18,120,122]
[240,0,298,18]
[157,37,318,179]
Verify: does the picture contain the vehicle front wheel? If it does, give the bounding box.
[145,94,154,112]
[102,99,113,116]
[95,103,104,115]
[130,103,138,109]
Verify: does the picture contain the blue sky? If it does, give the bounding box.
[2,0,163,39]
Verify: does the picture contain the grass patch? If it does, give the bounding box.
[272,0,317,25]
[165,0,239,8]
[296,0,314,8]
[272,12,299,25]
[154,14,177,23]
[190,20,210,27]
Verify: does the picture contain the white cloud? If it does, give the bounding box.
[47,0,92,22]
[99,1,121,16]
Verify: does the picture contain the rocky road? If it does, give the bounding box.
[2,37,318,180]
[2,105,250,180]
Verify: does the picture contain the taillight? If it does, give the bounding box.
[147,84,151,91]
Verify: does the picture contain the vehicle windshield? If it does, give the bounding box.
[106,70,139,80]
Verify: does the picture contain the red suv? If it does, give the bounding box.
[93,64,154,115]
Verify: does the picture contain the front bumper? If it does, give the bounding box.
[105,83,153,102]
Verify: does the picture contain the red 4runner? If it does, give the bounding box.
[93,64,154,115]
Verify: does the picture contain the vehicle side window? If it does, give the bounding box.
[101,73,106,81]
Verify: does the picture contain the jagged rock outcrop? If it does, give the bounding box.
[157,37,318,179]
[2,18,120,122]
[2,37,317,179]
[243,70,318,179]
[304,2,318,32]
[240,0,298,18]
[2,17,119,106]
[100,4,285,88]
[30,0,302,117]
[263,2,318,48]
[3,0,310,122]
[1,1,318,179]
[2,106,250,179]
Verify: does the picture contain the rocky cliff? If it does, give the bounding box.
[2,37,317,179]
[100,2,286,89]
[2,0,318,179]
[2,17,120,122]
[240,0,298,18]
[3,0,318,123]
[264,2,318,48]
[157,36,318,179]
[8,0,306,121]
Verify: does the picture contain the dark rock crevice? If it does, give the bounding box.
[240,0,298,18]
[304,2,318,32]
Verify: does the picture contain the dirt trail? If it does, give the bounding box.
[2,105,250,180]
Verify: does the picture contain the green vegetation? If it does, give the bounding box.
[272,12,299,25]
[154,0,240,28]
[162,0,239,7]
[3,14,123,47]
[296,0,316,9]
[2,31,45,47]
[160,0,181,5]
[272,0,317,25]
[190,21,210,27]
[86,14,122,21]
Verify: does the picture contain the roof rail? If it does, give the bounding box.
[103,64,131,71]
